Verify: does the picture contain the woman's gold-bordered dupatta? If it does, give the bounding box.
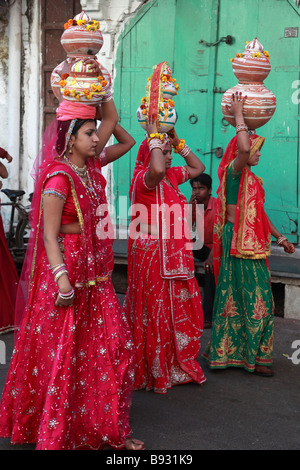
[213,135,271,282]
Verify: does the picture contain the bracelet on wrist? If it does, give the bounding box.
[58,288,74,299]
[179,144,191,158]
[235,124,248,134]
[148,138,163,152]
[276,235,288,246]
[54,269,69,283]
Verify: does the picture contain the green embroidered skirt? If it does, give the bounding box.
[203,222,274,372]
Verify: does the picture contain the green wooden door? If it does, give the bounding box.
[211,0,300,242]
[113,0,177,229]
[113,0,300,242]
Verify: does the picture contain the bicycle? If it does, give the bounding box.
[0,188,32,262]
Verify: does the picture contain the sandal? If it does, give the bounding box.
[124,438,146,450]
[254,365,274,377]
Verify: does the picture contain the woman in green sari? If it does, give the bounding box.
[203,92,294,376]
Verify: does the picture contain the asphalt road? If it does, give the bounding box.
[0,316,299,451]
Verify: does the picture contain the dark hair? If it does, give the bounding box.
[55,118,97,155]
[190,173,212,189]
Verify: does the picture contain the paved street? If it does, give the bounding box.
[0,314,299,451]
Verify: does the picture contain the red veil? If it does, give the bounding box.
[213,134,272,282]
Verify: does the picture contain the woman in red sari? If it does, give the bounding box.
[123,119,207,394]
[0,98,144,450]
[0,148,19,334]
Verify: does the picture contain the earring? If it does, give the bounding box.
[69,143,73,154]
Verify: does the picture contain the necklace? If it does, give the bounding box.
[69,161,87,178]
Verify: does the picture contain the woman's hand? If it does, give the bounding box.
[55,275,74,307]
[281,240,295,254]
[167,128,180,148]
[0,161,8,179]
[226,91,247,118]
[0,147,12,163]
[145,115,158,136]
[55,292,74,307]
[82,57,101,74]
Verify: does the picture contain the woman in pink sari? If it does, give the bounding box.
[0,98,144,450]
[124,119,207,393]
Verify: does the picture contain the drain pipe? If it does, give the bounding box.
[7,0,22,189]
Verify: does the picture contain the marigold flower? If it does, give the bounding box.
[141,109,147,115]
[101,80,107,87]
[141,97,147,103]
[256,52,261,58]
[61,73,69,80]
[168,99,175,107]
[230,58,234,62]
[175,84,179,90]
[164,102,169,108]
[59,79,67,87]
[84,88,90,95]
[63,90,70,96]
[97,75,104,81]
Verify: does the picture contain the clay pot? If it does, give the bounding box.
[221,38,276,130]
[61,25,103,57]
[137,100,178,133]
[137,62,179,133]
[51,59,112,102]
[61,10,103,57]
[221,83,276,129]
[59,59,110,105]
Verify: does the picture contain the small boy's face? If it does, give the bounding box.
[191,181,211,204]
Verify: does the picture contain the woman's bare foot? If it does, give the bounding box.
[254,365,274,377]
[124,438,145,450]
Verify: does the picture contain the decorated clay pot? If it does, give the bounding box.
[58,59,110,105]
[61,11,103,57]
[221,83,276,128]
[221,38,276,130]
[137,100,178,133]
[137,61,179,133]
[51,58,111,101]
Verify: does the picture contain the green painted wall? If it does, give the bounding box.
[113,0,300,242]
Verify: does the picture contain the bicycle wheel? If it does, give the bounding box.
[15,217,31,249]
